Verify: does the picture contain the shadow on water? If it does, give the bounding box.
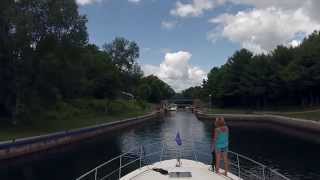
[0,133,123,180]
[0,111,319,180]
[230,127,320,180]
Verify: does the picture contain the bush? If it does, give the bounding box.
[44,102,81,120]
[38,99,149,121]
[107,100,143,114]
[136,100,149,110]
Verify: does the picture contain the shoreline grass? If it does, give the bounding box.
[205,107,320,121]
[0,99,152,141]
[275,110,320,121]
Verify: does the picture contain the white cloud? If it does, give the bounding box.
[208,7,320,53]
[288,40,301,48]
[161,21,177,30]
[229,0,320,23]
[229,0,304,10]
[76,0,101,6]
[76,0,142,5]
[304,0,320,23]
[128,0,141,4]
[142,51,206,92]
[168,0,320,53]
[142,64,159,75]
[170,0,223,17]
[170,0,320,20]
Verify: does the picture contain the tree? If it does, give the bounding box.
[103,37,139,72]
[0,0,89,123]
[81,45,121,99]
[137,75,175,103]
[103,37,142,93]
[202,31,320,109]
[271,45,294,67]
[282,31,320,106]
[1,0,176,125]
[0,0,16,119]
[182,86,206,99]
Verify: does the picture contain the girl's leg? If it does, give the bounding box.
[212,151,216,170]
[223,151,229,176]
[215,151,221,174]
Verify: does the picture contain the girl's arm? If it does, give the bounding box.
[214,128,219,142]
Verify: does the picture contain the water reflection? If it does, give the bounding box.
[0,111,319,180]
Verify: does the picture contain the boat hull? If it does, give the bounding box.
[120,159,240,180]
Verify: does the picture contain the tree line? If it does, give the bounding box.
[0,0,174,123]
[183,31,320,109]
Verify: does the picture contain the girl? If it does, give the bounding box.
[214,117,229,176]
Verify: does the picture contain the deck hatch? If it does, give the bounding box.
[169,172,192,178]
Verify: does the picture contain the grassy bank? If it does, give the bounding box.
[205,107,320,121]
[206,108,254,114]
[0,99,152,141]
[275,110,320,121]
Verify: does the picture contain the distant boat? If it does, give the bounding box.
[168,104,177,111]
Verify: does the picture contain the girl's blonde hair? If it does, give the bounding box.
[215,117,226,127]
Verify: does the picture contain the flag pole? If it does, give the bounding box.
[175,131,182,167]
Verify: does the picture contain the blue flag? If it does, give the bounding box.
[175,132,182,146]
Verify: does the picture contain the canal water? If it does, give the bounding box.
[0,111,319,180]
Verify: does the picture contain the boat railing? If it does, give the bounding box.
[76,141,290,180]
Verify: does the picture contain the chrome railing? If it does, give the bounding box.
[76,141,290,180]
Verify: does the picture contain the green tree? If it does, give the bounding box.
[103,37,139,72]
[103,37,142,93]
[137,75,175,103]
[0,0,89,122]
[203,31,320,108]
[0,0,16,120]
[82,45,121,99]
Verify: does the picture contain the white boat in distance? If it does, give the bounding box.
[76,141,290,180]
[168,104,178,111]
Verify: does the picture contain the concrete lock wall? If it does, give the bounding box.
[0,111,162,160]
[195,111,320,144]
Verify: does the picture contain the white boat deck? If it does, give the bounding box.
[121,159,240,180]
[76,142,289,180]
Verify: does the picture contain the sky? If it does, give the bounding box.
[77,0,320,92]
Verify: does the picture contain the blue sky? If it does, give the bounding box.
[77,0,320,91]
[79,0,241,69]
